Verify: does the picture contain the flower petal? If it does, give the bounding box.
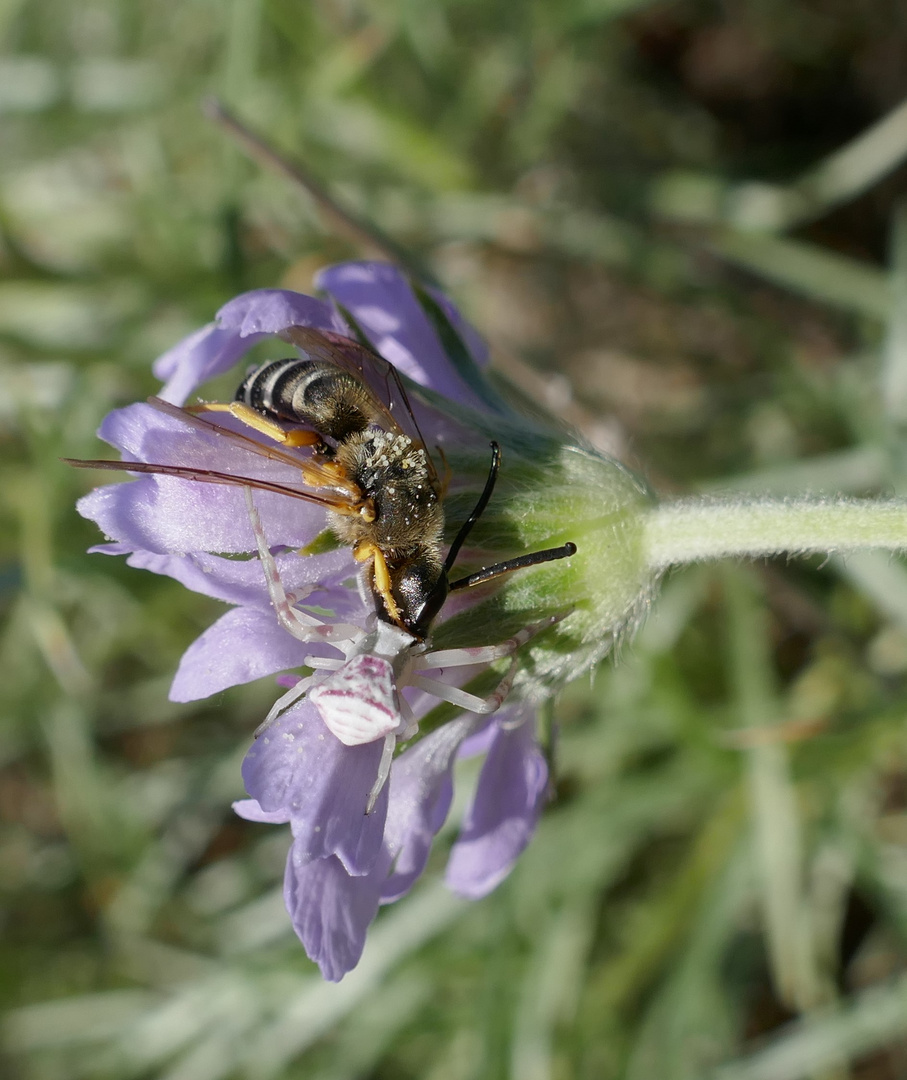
[97,399,324,496]
[78,476,317,555]
[444,707,548,899]
[427,285,489,368]
[381,712,481,903]
[217,288,345,339]
[114,547,357,611]
[170,606,309,702]
[316,262,487,406]
[153,291,345,405]
[152,323,250,407]
[232,798,290,825]
[241,699,389,874]
[78,404,331,554]
[284,847,389,982]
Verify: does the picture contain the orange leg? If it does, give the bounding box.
[186,401,322,448]
[186,401,373,517]
[354,540,403,625]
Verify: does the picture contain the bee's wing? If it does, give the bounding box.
[63,457,361,513]
[146,396,362,501]
[282,326,440,488]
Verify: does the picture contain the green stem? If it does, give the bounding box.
[643,497,907,570]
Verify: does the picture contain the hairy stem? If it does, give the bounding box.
[643,497,907,570]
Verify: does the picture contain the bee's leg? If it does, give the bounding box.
[186,401,322,449]
[365,732,397,815]
[180,400,366,502]
[244,487,363,646]
[353,540,403,625]
[414,615,560,671]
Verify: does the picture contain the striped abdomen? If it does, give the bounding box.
[235,358,377,443]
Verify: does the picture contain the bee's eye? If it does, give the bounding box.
[393,563,448,640]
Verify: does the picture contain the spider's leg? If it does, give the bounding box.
[243,487,362,646]
[398,694,419,741]
[253,673,316,737]
[365,733,396,815]
[410,654,519,716]
[303,656,347,671]
[415,615,561,671]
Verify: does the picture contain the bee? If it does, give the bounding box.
[67,326,576,810]
[229,327,448,639]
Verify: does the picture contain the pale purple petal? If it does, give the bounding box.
[284,847,389,982]
[427,286,489,368]
[111,547,357,612]
[456,719,497,760]
[97,400,202,460]
[316,262,487,406]
[381,713,481,903]
[445,708,548,900]
[170,607,309,702]
[153,291,346,405]
[241,698,388,874]
[216,288,345,339]
[77,475,320,555]
[78,403,330,554]
[232,798,289,825]
[153,324,252,406]
[97,401,320,494]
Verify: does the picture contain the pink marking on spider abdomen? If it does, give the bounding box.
[309,654,402,746]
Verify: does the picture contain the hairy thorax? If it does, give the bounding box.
[328,428,444,564]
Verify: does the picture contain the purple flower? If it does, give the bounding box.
[75,262,561,980]
[234,705,546,979]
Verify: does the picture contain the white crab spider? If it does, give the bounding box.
[244,488,559,812]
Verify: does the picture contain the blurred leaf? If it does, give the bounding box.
[712,972,907,1080]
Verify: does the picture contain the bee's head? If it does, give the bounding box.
[380,558,448,642]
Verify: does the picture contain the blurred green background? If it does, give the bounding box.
[4,0,907,1077]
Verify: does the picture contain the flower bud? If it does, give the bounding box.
[409,372,657,697]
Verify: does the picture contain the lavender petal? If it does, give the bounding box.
[232,798,290,825]
[241,698,388,874]
[152,323,251,406]
[153,291,346,405]
[216,288,345,339]
[427,285,489,368]
[316,262,486,406]
[79,402,333,553]
[284,846,389,982]
[380,713,481,903]
[445,708,548,900]
[116,547,357,611]
[169,607,309,702]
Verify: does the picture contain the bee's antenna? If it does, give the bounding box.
[449,542,577,592]
[443,442,501,573]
